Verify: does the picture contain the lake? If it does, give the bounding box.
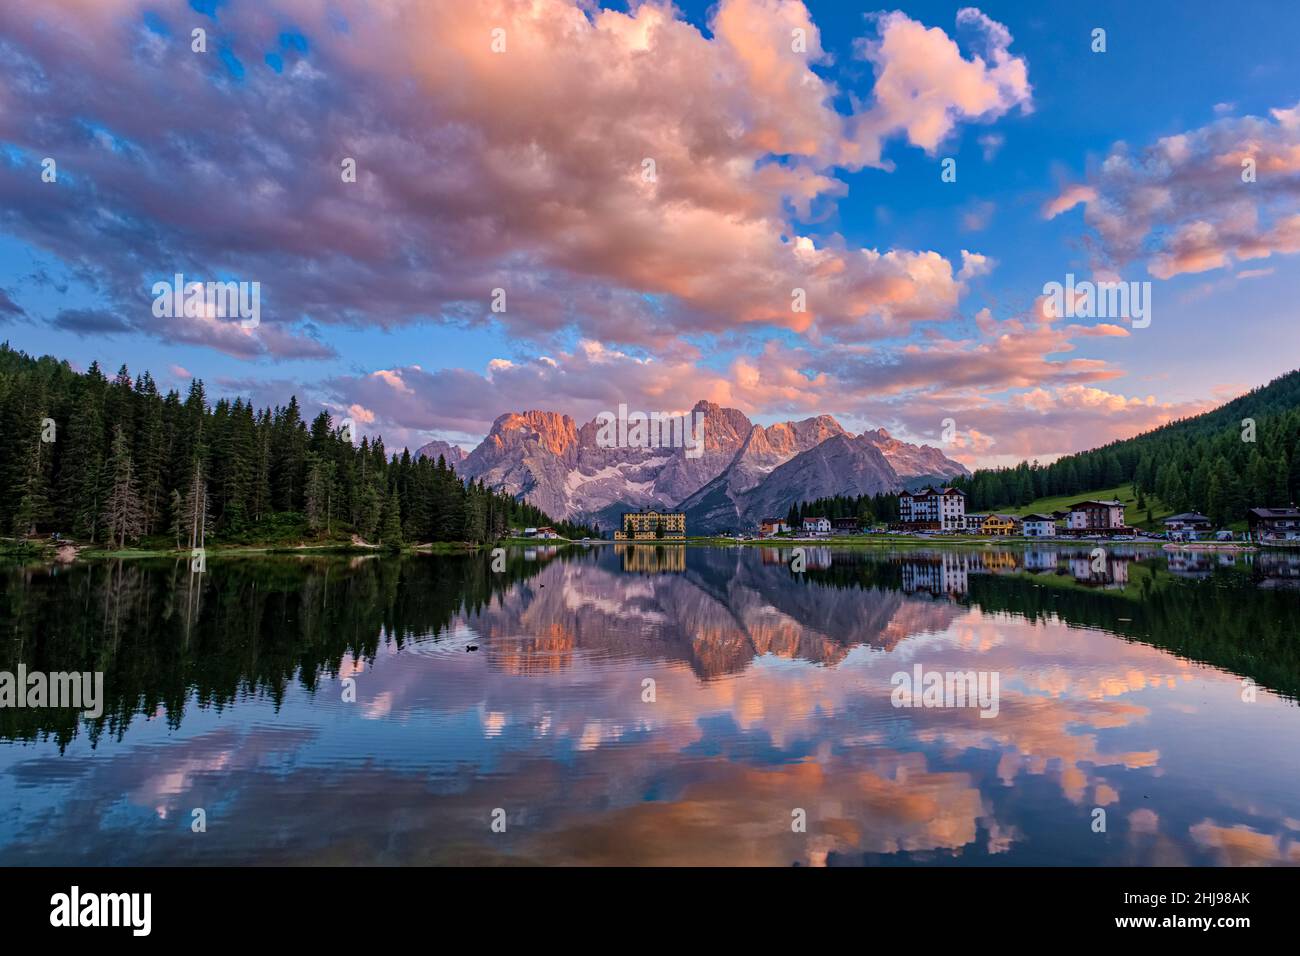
[1,543,1298,866]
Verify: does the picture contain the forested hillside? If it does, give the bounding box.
[0,344,590,548]
[952,368,1300,524]
[785,491,901,527]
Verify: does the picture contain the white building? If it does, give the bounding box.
[899,486,966,531]
[1021,514,1058,537]
[802,516,831,534]
[1066,500,1126,532]
[900,553,970,595]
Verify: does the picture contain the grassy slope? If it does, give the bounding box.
[997,484,1171,530]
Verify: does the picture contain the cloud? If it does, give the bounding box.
[960,201,996,233]
[0,287,26,321]
[851,7,1032,164]
[325,339,737,446]
[978,132,1004,161]
[957,249,995,279]
[0,1,1024,357]
[1047,101,1300,278]
[329,292,1167,467]
[1042,184,1097,220]
[50,309,133,335]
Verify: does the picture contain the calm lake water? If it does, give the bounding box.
[1,544,1298,866]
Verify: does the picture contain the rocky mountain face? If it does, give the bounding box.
[435,401,968,532]
[458,411,581,519]
[413,439,466,467]
[859,428,967,481]
[675,414,849,531]
[732,433,900,527]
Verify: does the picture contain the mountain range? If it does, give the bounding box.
[415,400,968,533]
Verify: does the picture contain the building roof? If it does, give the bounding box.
[902,484,967,497]
[1069,499,1124,509]
[1022,513,1057,521]
[1164,512,1210,522]
[1249,507,1300,519]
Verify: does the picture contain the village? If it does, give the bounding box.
[521,487,1300,546]
[756,486,1300,545]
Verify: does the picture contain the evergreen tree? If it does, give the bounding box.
[180,457,211,553]
[379,488,404,550]
[101,425,146,548]
[13,426,54,537]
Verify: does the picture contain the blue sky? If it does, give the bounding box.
[1,0,1298,464]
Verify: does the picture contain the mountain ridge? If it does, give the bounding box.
[417,401,969,533]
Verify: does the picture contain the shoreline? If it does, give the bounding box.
[4,534,1257,565]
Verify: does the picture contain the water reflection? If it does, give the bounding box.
[0,545,1298,866]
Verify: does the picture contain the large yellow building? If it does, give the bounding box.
[614,510,686,540]
[981,514,1019,536]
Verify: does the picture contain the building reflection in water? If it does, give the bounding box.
[894,547,1136,596]
[759,546,833,570]
[616,543,687,573]
[523,546,561,562]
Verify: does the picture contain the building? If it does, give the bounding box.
[1021,513,1058,537]
[760,517,791,535]
[964,513,988,533]
[763,545,832,570]
[1248,507,1300,541]
[900,553,971,596]
[618,544,686,573]
[899,486,966,531]
[1163,512,1212,539]
[982,514,1019,536]
[1023,549,1059,571]
[800,516,831,534]
[1065,499,1127,533]
[832,517,860,534]
[614,510,686,540]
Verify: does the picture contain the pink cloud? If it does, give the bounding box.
[1042,184,1097,220]
[0,1,1026,357]
[1047,101,1300,279]
[325,292,1163,467]
[852,7,1032,164]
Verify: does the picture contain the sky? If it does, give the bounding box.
[1,0,1299,468]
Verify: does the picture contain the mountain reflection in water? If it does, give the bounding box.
[1,544,1298,866]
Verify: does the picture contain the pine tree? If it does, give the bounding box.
[303,455,337,534]
[58,374,106,540]
[304,453,326,532]
[101,425,146,548]
[168,488,184,549]
[357,476,384,540]
[249,410,273,523]
[379,488,404,550]
[134,375,167,533]
[12,427,53,537]
[181,457,211,553]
